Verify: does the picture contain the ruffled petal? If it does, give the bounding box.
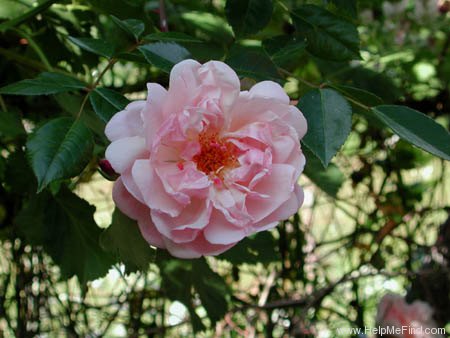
[164,232,235,258]
[105,101,145,141]
[253,184,303,228]
[203,210,248,245]
[245,164,297,222]
[143,83,168,145]
[198,61,240,112]
[132,159,183,217]
[249,81,289,104]
[151,199,211,243]
[105,136,147,174]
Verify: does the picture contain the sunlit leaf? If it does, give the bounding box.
[372,105,450,161]
[297,88,352,167]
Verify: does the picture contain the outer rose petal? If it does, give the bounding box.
[164,232,235,259]
[249,81,290,104]
[105,101,145,141]
[112,178,165,248]
[105,136,147,174]
[283,105,307,139]
[253,185,304,228]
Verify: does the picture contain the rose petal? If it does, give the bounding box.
[204,210,248,245]
[105,136,147,174]
[249,81,290,104]
[143,83,168,145]
[132,159,183,217]
[245,164,297,222]
[105,101,145,141]
[151,199,211,243]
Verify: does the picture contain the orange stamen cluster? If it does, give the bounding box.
[193,130,238,177]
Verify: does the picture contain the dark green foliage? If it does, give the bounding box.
[297,89,352,166]
[0,73,86,96]
[16,188,114,285]
[226,45,281,81]
[372,105,450,160]
[26,118,94,192]
[138,42,191,72]
[292,5,360,61]
[89,88,130,123]
[100,209,156,273]
[225,0,273,37]
[0,0,450,335]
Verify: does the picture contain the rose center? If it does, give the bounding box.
[193,130,238,176]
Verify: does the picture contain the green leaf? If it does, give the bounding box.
[157,255,228,329]
[27,118,94,192]
[0,0,28,20]
[192,259,229,325]
[180,11,234,44]
[328,0,357,17]
[263,35,306,67]
[297,88,352,167]
[331,84,383,107]
[100,209,155,273]
[157,257,205,332]
[0,110,26,140]
[138,42,191,73]
[292,5,360,61]
[303,148,345,198]
[4,150,36,193]
[0,0,57,32]
[225,0,273,37]
[110,15,145,40]
[0,72,86,96]
[143,32,202,43]
[68,36,115,58]
[16,188,114,285]
[226,45,281,82]
[89,88,130,123]
[371,105,450,161]
[218,231,279,264]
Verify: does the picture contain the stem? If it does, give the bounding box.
[76,58,117,120]
[279,68,319,89]
[0,95,6,111]
[278,67,371,110]
[13,28,53,71]
[159,0,169,32]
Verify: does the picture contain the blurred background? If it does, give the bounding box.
[0,0,449,337]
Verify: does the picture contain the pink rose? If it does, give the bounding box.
[376,294,444,338]
[104,60,307,258]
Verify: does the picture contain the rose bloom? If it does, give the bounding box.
[104,59,307,258]
[376,294,444,338]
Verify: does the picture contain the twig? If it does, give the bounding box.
[159,0,169,32]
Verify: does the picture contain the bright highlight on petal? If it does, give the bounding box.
[104,59,308,258]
